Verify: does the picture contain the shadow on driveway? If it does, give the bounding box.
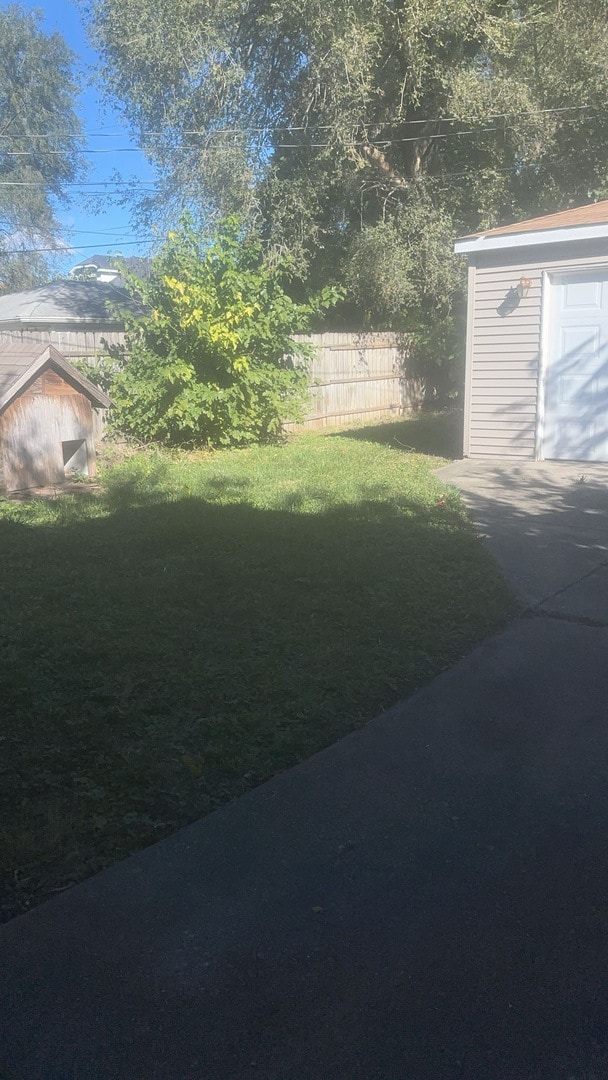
[437,459,608,617]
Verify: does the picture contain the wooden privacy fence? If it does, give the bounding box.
[89,330,422,436]
[284,332,422,430]
[2,328,421,437]
[0,326,126,357]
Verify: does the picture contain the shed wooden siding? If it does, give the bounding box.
[284,332,420,430]
[0,325,125,358]
[468,240,608,458]
[0,369,96,492]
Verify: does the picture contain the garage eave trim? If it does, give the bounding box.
[454,221,608,255]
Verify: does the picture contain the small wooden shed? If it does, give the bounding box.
[0,342,111,494]
[455,199,608,462]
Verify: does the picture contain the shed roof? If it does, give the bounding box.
[0,342,112,414]
[0,279,136,325]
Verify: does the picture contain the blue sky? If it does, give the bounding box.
[24,0,156,275]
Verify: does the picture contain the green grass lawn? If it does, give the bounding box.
[0,417,517,919]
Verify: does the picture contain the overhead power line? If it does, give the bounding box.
[278,125,505,148]
[0,180,158,188]
[0,238,155,255]
[1,111,600,161]
[0,102,599,142]
[0,153,583,254]
[0,148,582,191]
[0,124,515,156]
[2,147,152,156]
[63,226,146,235]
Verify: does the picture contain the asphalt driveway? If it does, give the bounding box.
[1,457,608,1079]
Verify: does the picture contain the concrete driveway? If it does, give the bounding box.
[2,458,608,1079]
[437,459,608,621]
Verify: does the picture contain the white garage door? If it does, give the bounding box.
[544,271,608,462]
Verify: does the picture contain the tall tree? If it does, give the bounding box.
[85,0,608,384]
[86,0,608,219]
[0,6,85,293]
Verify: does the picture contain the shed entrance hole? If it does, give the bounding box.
[62,439,88,476]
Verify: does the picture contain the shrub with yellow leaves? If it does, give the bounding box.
[102,215,342,446]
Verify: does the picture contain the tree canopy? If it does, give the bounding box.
[85,0,608,385]
[0,5,84,292]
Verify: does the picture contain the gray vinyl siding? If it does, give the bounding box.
[466,239,608,458]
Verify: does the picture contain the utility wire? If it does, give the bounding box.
[62,226,147,235]
[0,238,155,255]
[0,180,158,187]
[0,149,581,190]
[0,102,598,140]
[0,124,508,155]
[0,154,579,252]
[0,153,584,254]
[1,111,599,160]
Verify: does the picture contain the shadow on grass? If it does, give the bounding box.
[335,410,463,459]
[0,488,512,919]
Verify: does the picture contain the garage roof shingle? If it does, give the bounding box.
[462,198,608,240]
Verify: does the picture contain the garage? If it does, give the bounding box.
[455,199,608,462]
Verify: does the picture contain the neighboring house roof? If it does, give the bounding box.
[69,255,118,273]
[0,279,137,325]
[454,198,608,255]
[68,254,151,282]
[0,342,111,414]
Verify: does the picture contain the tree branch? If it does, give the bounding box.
[358,142,409,189]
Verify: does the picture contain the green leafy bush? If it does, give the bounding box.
[103,217,341,446]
